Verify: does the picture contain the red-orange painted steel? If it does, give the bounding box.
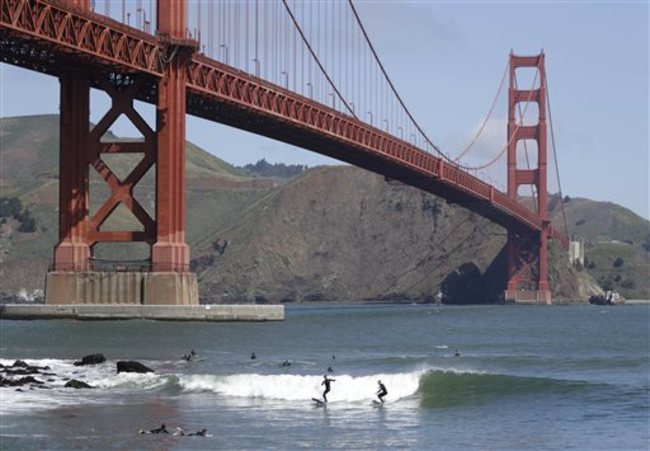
[53,69,90,271]
[86,74,156,246]
[53,71,157,271]
[1,0,568,282]
[0,0,163,75]
[506,52,551,297]
[151,0,192,271]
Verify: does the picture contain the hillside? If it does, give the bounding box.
[0,114,276,290]
[1,115,647,302]
[552,196,649,299]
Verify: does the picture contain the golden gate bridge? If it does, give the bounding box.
[0,0,569,304]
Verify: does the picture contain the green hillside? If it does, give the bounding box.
[1,115,647,302]
[549,196,649,299]
[0,114,275,289]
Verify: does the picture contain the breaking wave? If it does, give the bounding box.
[178,371,423,403]
[1,358,610,412]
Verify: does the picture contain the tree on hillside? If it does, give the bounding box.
[239,159,306,178]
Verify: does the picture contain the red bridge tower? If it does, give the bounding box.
[505,52,552,304]
[46,0,198,305]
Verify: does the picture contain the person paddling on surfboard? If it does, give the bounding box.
[376,380,388,403]
[321,375,336,403]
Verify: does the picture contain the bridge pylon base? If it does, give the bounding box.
[44,272,198,306]
[505,289,552,305]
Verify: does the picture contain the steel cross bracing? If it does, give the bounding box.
[0,0,568,245]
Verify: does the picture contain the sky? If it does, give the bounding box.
[1,0,648,219]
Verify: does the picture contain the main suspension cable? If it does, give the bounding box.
[282,0,357,118]
[453,59,509,162]
[347,0,445,156]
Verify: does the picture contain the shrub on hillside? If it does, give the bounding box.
[239,159,306,178]
[621,279,636,289]
[643,234,650,252]
[613,257,624,268]
[0,197,37,232]
[0,197,22,218]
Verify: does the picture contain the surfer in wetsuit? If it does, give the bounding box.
[251,352,257,360]
[321,375,336,403]
[140,423,169,434]
[376,380,388,403]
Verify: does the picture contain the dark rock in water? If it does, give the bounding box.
[65,379,93,389]
[74,353,106,366]
[12,360,28,368]
[589,294,614,305]
[116,361,154,374]
[0,375,44,387]
[3,367,40,376]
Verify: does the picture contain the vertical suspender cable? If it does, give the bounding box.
[545,76,570,238]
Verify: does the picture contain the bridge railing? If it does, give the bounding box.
[49,259,191,273]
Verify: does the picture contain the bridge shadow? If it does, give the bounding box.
[440,244,508,304]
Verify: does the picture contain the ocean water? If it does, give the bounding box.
[0,304,648,450]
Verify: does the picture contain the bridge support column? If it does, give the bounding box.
[151,48,191,271]
[46,0,199,305]
[53,71,91,271]
[151,0,193,272]
[505,51,552,304]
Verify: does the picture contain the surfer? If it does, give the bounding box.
[251,352,257,360]
[327,366,334,373]
[281,360,291,367]
[139,423,169,434]
[171,427,207,437]
[376,380,388,403]
[454,349,460,357]
[321,375,336,403]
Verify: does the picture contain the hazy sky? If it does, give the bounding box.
[1,1,648,219]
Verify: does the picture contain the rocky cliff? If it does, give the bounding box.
[2,115,646,303]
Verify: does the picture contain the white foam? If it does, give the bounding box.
[0,358,166,414]
[178,371,424,403]
[90,372,168,390]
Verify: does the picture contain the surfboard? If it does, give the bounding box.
[372,400,384,406]
[312,398,326,406]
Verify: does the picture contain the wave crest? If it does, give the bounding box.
[179,372,423,403]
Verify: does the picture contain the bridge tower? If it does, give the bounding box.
[505,52,551,304]
[46,0,198,305]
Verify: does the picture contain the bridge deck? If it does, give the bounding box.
[0,0,566,241]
